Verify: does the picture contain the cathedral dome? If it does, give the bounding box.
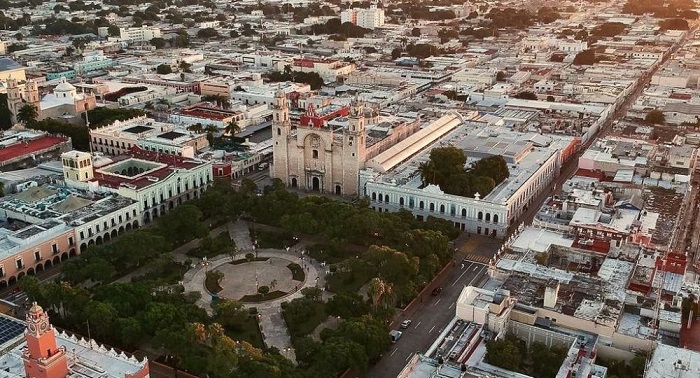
[54,80,76,93]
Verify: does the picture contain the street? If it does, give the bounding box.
[363,236,496,378]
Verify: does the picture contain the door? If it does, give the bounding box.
[312,177,320,191]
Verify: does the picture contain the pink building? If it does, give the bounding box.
[0,220,76,289]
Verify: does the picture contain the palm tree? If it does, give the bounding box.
[144,101,154,110]
[17,104,38,125]
[156,98,170,109]
[204,124,219,134]
[187,123,204,133]
[367,277,395,309]
[223,121,240,137]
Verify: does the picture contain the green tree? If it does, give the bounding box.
[514,91,537,100]
[17,103,38,125]
[108,24,120,37]
[223,120,239,136]
[484,335,525,371]
[258,285,270,296]
[325,293,370,319]
[83,301,118,339]
[213,299,248,329]
[530,341,568,377]
[645,109,665,125]
[301,286,322,302]
[156,64,172,74]
[150,37,166,49]
[197,27,219,39]
[573,49,598,65]
[157,204,208,245]
[411,27,421,37]
[336,315,390,360]
[310,337,368,376]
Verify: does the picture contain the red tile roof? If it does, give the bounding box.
[0,136,69,163]
[91,147,207,190]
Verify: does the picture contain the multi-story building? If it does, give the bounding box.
[360,117,577,238]
[271,91,420,195]
[340,3,385,30]
[0,304,149,377]
[90,116,209,158]
[62,149,213,225]
[119,26,162,42]
[74,50,114,74]
[6,78,96,124]
[169,104,245,130]
[0,179,142,288]
[290,57,355,81]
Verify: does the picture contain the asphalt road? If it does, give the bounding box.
[364,255,492,378]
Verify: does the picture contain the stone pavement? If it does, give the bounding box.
[180,219,332,364]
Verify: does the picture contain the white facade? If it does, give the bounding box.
[360,118,564,238]
[340,4,385,30]
[90,116,209,157]
[119,26,162,42]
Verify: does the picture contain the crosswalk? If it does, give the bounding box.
[463,254,491,264]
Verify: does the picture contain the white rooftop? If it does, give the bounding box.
[645,344,700,378]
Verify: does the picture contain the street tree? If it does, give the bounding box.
[17,104,38,125]
[645,109,665,124]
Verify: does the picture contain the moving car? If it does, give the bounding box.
[390,330,403,343]
[400,320,412,329]
[431,287,443,295]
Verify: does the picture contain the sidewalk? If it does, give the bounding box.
[180,219,330,364]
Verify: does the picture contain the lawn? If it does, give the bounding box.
[230,257,269,265]
[326,268,374,294]
[205,271,223,294]
[287,263,305,281]
[284,302,326,337]
[225,317,265,349]
[306,243,365,264]
[130,259,187,286]
[251,229,298,249]
[240,290,288,303]
[186,232,234,259]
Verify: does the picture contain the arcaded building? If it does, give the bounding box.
[271,90,419,196]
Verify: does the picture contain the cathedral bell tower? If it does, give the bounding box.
[341,97,366,195]
[271,89,292,185]
[22,302,69,378]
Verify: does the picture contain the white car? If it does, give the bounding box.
[401,320,412,329]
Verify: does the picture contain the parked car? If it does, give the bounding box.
[401,319,412,329]
[432,287,443,295]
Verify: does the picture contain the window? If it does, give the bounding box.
[0,266,4,277]
[16,259,23,269]
[68,237,74,246]
[277,128,281,136]
[52,244,58,254]
[80,231,84,239]
[312,149,319,159]
[35,251,41,261]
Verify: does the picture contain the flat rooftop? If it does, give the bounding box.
[374,122,571,204]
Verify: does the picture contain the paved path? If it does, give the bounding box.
[179,219,330,364]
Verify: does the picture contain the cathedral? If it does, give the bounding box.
[271,90,368,196]
[7,78,96,124]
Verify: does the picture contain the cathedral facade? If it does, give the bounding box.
[271,90,367,196]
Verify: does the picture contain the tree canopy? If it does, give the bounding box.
[645,109,665,125]
[418,147,509,198]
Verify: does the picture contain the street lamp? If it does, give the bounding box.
[202,257,210,273]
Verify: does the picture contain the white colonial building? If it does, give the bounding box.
[360,115,574,238]
[62,149,213,225]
